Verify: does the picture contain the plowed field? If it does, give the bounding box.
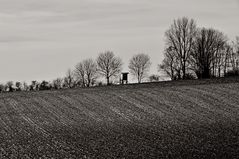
[0,78,239,158]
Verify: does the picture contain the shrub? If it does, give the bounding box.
[224,69,239,77]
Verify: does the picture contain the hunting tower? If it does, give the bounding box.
[121,72,129,84]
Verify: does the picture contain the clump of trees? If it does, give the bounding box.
[191,28,227,78]
[64,69,75,88]
[160,17,239,80]
[75,58,97,87]
[0,80,53,93]
[0,51,124,93]
[52,78,63,90]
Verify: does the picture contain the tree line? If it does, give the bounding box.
[0,17,238,93]
[0,51,152,92]
[159,17,239,80]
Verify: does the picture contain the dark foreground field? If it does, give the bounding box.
[1,78,239,158]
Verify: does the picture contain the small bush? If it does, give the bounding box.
[185,73,197,80]
[224,69,239,77]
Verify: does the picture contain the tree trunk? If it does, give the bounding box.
[107,77,110,85]
[212,63,215,77]
[87,78,90,87]
[202,67,210,79]
[218,67,221,77]
[171,67,174,80]
[182,60,186,79]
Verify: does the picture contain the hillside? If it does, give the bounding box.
[0,78,239,158]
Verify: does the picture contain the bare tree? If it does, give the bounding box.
[165,17,197,79]
[52,78,63,89]
[128,53,151,83]
[83,59,97,87]
[159,46,182,80]
[64,69,75,88]
[97,51,123,85]
[75,62,86,87]
[230,37,239,70]
[191,28,227,78]
[223,37,239,76]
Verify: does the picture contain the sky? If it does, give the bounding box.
[0,0,238,83]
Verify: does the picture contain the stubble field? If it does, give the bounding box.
[0,78,239,158]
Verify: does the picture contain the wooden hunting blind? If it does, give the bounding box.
[121,72,129,84]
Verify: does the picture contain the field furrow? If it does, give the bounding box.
[0,79,239,158]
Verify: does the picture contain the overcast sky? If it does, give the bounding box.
[0,0,238,83]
